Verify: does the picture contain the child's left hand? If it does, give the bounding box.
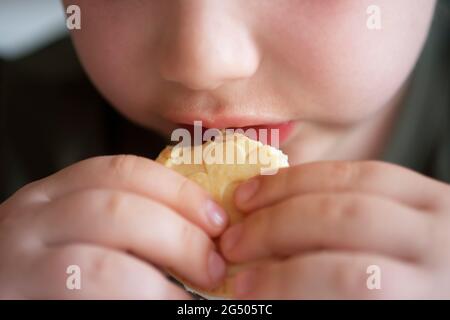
[220,161,450,299]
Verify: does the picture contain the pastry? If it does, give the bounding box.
[156,131,289,298]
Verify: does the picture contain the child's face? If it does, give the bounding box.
[66,0,436,163]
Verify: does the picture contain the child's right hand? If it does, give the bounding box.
[0,155,228,299]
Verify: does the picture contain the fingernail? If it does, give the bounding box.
[206,200,227,228]
[235,179,260,205]
[221,223,243,253]
[208,251,226,284]
[234,271,255,298]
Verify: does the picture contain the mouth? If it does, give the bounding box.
[169,117,296,147]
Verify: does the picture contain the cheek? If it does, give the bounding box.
[264,0,435,123]
[67,1,164,124]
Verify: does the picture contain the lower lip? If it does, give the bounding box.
[177,121,296,147]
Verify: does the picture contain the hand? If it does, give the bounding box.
[220,161,450,299]
[0,155,228,299]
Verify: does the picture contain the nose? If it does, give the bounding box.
[158,1,260,91]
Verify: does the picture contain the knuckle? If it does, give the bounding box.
[175,177,192,201]
[48,247,86,281]
[172,222,208,264]
[318,195,371,245]
[262,210,288,256]
[343,196,369,221]
[108,155,140,180]
[13,180,45,201]
[176,174,206,200]
[328,161,358,187]
[317,194,370,226]
[102,191,128,220]
[357,161,386,184]
[317,195,342,222]
[256,211,275,252]
[279,168,293,192]
[88,251,119,279]
[73,250,122,288]
[179,223,196,248]
[314,195,346,247]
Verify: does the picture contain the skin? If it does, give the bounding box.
[0,156,228,298]
[225,162,450,299]
[1,0,449,299]
[64,0,436,162]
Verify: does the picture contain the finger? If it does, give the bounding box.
[234,161,450,212]
[39,189,226,290]
[34,155,228,237]
[231,252,430,299]
[27,243,191,299]
[222,192,432,263]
